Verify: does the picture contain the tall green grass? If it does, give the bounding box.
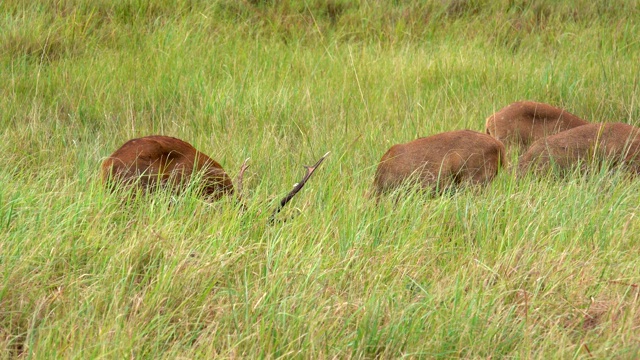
[1,0,639,357]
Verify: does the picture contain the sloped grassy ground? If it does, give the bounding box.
[1,0,639,358]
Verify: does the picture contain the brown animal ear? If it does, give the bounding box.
[268,152,330,224]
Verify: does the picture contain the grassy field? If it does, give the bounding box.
[1,0,640,358]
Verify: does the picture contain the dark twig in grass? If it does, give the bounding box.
[236,158,250,197]
[608,280,639,289]
[269,152,330,224]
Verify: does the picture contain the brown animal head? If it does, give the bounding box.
[485,101,589,150]
[102,135,329,219]
[518,122,640,176]
[373,130,506,196]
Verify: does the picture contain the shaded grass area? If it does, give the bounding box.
[1,0,640,357]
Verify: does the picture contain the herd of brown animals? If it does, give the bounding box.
[373,100,640,196]
[101,100,640,211]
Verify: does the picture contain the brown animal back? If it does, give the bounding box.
[486,101,588,148]
[373,130,504,195]
[101,135,233,200]
[518,122,640,175]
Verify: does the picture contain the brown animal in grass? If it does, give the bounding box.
[518,123,640,176]
[102,135,329,220]
[373,130,506,196]
[102,136,240,201]
[485,101,589,149]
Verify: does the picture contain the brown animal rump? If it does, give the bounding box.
[485,101,588,149]
[518,122,640,176]
[101,135,235,201]
[374,130,506,196]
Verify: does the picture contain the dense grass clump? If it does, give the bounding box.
[1,0,639,357]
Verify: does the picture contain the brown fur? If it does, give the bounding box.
[485,101,588,149]
[518,122,640,176]
[373,130,506,195]
[101,135,234,201]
